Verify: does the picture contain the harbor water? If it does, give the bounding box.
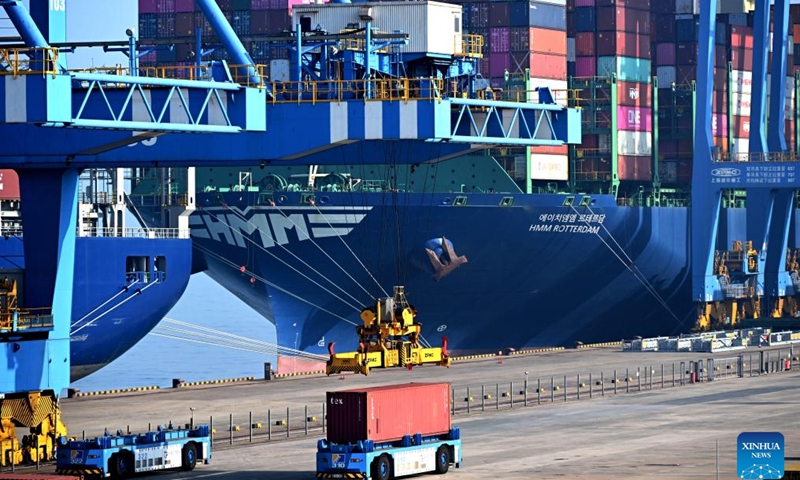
[71,273,278,392]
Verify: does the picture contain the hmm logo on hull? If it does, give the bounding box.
[190,206,371,248]
[737,432,784,479]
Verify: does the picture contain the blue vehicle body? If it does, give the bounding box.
[316,428,462,479]
[56,424,211,478]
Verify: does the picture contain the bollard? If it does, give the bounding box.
[625,368,630,393]
[537,379,541,405]
[601,372,604,397]
[550,377,555,403]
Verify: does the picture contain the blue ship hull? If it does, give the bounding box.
[0,235,192,380]
[185,190,756,370]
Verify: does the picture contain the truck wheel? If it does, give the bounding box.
[435,445,450,474]
[371,454,392,480]
[109,451,133,479]
[182,443,198,471]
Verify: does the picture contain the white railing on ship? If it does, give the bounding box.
[77,227,190,239]
[0,227,190,239]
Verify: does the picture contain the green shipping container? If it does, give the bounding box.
[596,56,651,84]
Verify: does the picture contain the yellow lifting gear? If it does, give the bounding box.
[0,391,67,466]
[326,286,451,375]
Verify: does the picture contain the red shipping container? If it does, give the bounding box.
[575,56,595,76]
[729,25,754,49]
[530,28,567,56]
[532,145,568,155]
[617,155,652,181]
[656,42,675,66]
[729,48,753,71]
[731,115,751,138]
[574,32,595,56]
[526,52,566,79]
[0,170,19,200]
[596,31,651,59]
[596,6,650,35]
[617,80,652,107]
[326,383,451,444]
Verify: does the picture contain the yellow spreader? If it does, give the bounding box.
[325,286,451,375]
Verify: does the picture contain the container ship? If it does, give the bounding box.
[0,169,192,380]
[130,0,800,371]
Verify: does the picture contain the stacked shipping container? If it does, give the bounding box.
[138,0,292,71]
[136,0,800,191]
[569,0,653,182]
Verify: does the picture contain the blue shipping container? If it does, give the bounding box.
[139,14,159,40]
[509,2,529,28]
[529,2,566,30]
[573,7,595,33]
[675,18,698,43]
[597,56,652,83]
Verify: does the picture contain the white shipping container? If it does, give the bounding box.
[617,131,652,156]
[270,59,290,82]
[656,66,676,87]
[731,69,752,94]
[530,154,569,181]
[567,37,575,62]
[529,78,568,105]
[293,1,462,55]
[732,92,751,117]
[731,137,749,154]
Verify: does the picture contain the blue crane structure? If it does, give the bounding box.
[692,0,800,329]
[0,0,583,463]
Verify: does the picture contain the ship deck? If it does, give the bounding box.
[42,346,800,479]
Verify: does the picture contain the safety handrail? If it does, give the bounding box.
[0,47,59,78]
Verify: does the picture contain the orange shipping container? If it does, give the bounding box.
[530,27,567,56]
[326,383,451,444]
